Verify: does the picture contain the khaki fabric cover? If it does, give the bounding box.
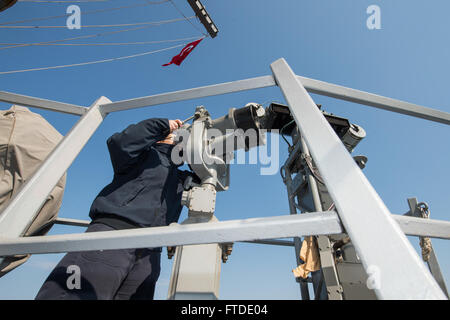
[0,105,66,277]
[292,236,321,279]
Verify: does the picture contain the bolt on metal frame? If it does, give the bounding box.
[0,58,449,299]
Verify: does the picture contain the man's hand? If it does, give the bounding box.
[169,119,182,132]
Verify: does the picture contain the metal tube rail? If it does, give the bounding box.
[2,75,449,124]
[395,215,450,240]
[53,215,450,240]
[99,75,450,125]
[0,212,342,256]
[100,76,277,114]
[52,216,450,250]
[53,219,297,246]
[298,76,450,125]
[0,91,86,116]
[241,239,295,247]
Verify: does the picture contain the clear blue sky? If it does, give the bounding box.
[0,0,449,299]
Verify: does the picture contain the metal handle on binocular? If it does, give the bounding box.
[181,115,195,125]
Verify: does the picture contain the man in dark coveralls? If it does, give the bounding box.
[36,118,195,300]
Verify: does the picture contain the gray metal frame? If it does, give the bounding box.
[0,58,449,299]
[0,91,86,116]
[271,59,446,299]
[0,97,109,238]
[51,215,450,240]
[0,212,342,255]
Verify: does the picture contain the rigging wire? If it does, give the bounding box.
[0,17,196,29]
[18,1,109,2]
[166,0,208,37]
[0,16,194,50]
[0,42,186,75]
[0,36,200,46]
[0,1,169,26]
[17,0,110,2]
[280,119,295,148]
[0,0,206,75]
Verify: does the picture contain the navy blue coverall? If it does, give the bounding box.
[36,118,193,300]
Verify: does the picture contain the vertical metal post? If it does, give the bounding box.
[270,58,445,300]
[427,250,449,298]
[299,137,342,300]
[0,96,110,239]
[167,185,222,300]
[282,164,310,300]
[167,235,222,300]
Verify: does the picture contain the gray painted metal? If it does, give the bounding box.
[297,76,450,125]
[0,96,109,239]
[0,212,342,256]
[100,74,450,125]
[53,215,450,240]
[241,239,295,247]
[394,215,450,240]
[55,217,297,247]
[336,261,377,300]
[168,186,222,300]
[0,59,447,300]
[299,137,342,300]
[1,68,448,124]
[282,163,311,300]
[54,218,90,227]
[404,198,449,297]
[316,235,343,300]
[100,76,276,114]
[427,249,449,298]
[0,91,86,116]
[270,58,446,300]
[168,243,222,300]
[300,135,372,300]
[53,218,296,247]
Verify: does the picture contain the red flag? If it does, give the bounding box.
[162,38,203,66]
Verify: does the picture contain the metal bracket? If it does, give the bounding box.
[316,235,344,300]
[181,186,217,217]
[406,198,449,298]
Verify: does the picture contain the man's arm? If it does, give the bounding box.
[107,118,172,174]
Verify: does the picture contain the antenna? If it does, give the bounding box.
[0,0,17,12]
[186,0,219,38]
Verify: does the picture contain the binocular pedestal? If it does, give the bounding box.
[167,185,223,300]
